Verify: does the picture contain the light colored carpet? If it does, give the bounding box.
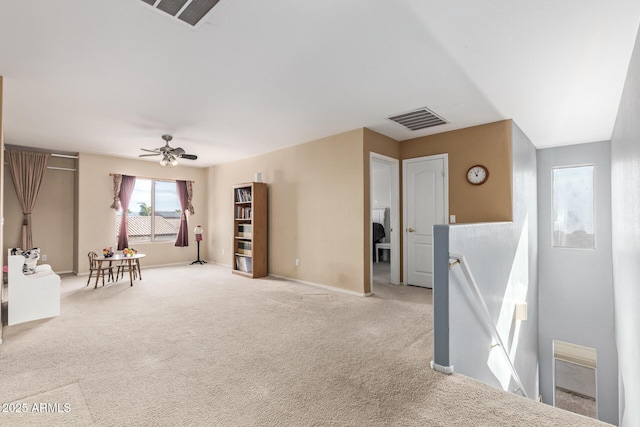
[372,261,391,289]
[556,388,597,419]
[0,264,610,426]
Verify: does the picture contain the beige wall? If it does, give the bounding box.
[76,153,208,274]
[208,129,367,294]
[3,155,76,272]
[401,120,513,223]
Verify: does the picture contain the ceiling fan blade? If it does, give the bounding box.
[139,153,160,157]
[173,147,185,156]
[141,148,160,153]
[180,154,198,160]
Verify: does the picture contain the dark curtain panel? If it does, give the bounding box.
[117,175,137,250]
[110,173,123,210]
[6,150,51,248]
[174,180,189,247]
[186,180,195,215]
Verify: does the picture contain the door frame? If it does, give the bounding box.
[369,152,400,288]
[402,154,449,287]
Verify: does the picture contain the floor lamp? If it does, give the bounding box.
[191,225,206,265]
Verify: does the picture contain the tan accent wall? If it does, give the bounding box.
[208,129,366,294]
[73,152,79,272]
[363,128,400,293]
[76,153,208,274]
[0,77,3,259]
[1,76,4,340]
[3,155,76,272]
[400,120,513,223]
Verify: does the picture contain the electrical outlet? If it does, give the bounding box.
[450,215,456,224]
[295,258,300,267]
[42,254,48,261]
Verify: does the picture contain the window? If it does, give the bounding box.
[552,165,595,249]
[115,179,181,242]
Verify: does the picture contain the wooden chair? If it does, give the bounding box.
[115,249,139,282]
[87,251,113,287]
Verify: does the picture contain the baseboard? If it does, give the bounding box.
[74,260,213,276]
[268,273,371,297]
[74,262,370,297]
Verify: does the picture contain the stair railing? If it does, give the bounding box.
[449,252,529,398]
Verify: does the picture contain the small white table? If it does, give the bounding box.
[375,242,391,263]
[94,253,145,288]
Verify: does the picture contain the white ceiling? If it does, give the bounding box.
[1,0,639,167]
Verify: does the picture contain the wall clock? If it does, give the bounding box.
[466,165,489,185]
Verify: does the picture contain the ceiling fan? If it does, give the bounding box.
[139,135,198,166]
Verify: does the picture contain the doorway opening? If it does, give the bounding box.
[370,153,399,291]
[553,340,598,419]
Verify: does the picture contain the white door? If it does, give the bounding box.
[403,155,447,288]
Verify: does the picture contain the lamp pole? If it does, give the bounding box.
[191,225,206,265]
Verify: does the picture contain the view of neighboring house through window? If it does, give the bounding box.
[552,165,595,249]
[115,179,182,242]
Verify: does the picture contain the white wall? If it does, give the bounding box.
[370,160,391,210]
[447,122,539,398]
[610,23,640,427]
[537,141,617,424]
[371,158,391,248]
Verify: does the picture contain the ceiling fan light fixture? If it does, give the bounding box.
[141,134,197,165]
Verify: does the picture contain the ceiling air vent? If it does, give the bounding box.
[388,107,447,131]
[141,0,222,27]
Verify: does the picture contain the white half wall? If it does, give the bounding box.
[446,122,539,398]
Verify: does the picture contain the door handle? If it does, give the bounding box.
[407,227,415,233]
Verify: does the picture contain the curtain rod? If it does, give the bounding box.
[49,166,76,172]
[109,173,195,183]
[4,147,78,159]
[4,162,76,172]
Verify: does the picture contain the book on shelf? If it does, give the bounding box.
[237,241,252,255]
[235,206,252,219]
[238,224,253,235]
[235,188,252,203]
[235,256,253,273]
[237,224,252,236]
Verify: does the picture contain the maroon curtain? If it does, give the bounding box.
[117,175,137,250]
[174,180,189,247]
